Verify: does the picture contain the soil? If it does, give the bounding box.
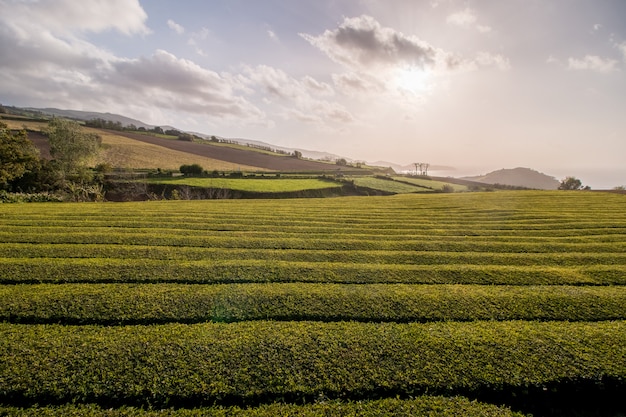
[113,131,362,172]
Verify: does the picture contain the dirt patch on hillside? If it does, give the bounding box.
[114,131,360,172]
[25,130,52,159]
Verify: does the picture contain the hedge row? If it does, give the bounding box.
[2,258,625,285]
[2,283,626,324]
[1,321,625,407]
[1,231,625,252]
[2,243,626,266]
[0,396,526,417]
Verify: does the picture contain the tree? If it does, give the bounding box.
[180,164,204,176]
[558,177,584,190]
[336,158,348,166]
[0,122,41,189]
[44,118,101,184]
[292,150,302,159]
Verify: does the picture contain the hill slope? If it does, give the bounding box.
[463,167,560,190]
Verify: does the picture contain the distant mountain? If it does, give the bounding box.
[25,108,158,129]
[463,167,560,190]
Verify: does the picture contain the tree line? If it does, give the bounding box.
[1,119,104,201]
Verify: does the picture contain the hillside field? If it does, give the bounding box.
[1,191,625,416]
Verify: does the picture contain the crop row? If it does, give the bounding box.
[1,232,625,253]
[0,396,525,417]
[1,283,625,324]
[2,243,626,266]
[2,258,625,285]
[1,320,624,407]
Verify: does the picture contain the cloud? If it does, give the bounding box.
[0,3,265,124]
[301,15,459,72]
[446,8,477,27]
[474,52,511,70]
[301,15,507,100]
[4,0,150,36]
[267,30,279,42]
[568,55,619,73]
[167,19,185,35]
[615,41,626,62]
[243,65,353,125]
[447,8,492,34]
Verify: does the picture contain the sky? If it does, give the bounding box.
[1,0,625,188]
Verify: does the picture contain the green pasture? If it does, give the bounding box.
[144,177,341,192]
[1,191,625,415]
[392,175,469,191]
[349,176,430,193]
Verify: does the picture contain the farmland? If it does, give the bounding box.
[1,191,625,416]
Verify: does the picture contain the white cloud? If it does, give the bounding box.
[267,30,279,42]
[568,55,619,73]
[4,0,150,36]
[243,65,353,125]
[447,8,492,34]
[474,52,511,70]
[615,41,626,62]
[446,8,477,27]
[167,19,185,35]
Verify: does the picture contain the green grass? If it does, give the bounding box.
[349,176,429,193]
[393,176,469,191]
[144,177,342,192]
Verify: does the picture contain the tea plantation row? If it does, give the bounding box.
[1,191,625,416]
[2,283,626,324]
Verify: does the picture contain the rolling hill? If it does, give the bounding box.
[463,167,560,190]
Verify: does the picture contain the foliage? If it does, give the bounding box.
[0,321,624,407]
[0,396,525,416]
[44,118,101,186]
[2,283,625,324]
[1,192,625,414]
[179,163,204,176]
[558,176,585,190]
[0,122,41,188]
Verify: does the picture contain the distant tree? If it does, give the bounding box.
[151,126,164,135]
[45,118,101,184]
[165,129,182,136]
[180,164,203,176]
[0,122,41,189]
[210,135,219,142]
[614,185,625,191]
[336,158,348,166]
[177,133,194,142]
[292,150,302,159]
[558,176,585,190]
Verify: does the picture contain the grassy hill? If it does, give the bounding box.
[463,167,560,190]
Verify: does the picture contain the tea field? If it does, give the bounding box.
[1,191,625,416]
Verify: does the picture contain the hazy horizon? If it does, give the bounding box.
[1,0,625,189]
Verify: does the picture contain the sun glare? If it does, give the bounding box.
[394,67,431,94]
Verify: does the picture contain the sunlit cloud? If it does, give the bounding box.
[446,8,477,27]
[243,65,353,125]
[568,55,619,73]
[447,8,492,34]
